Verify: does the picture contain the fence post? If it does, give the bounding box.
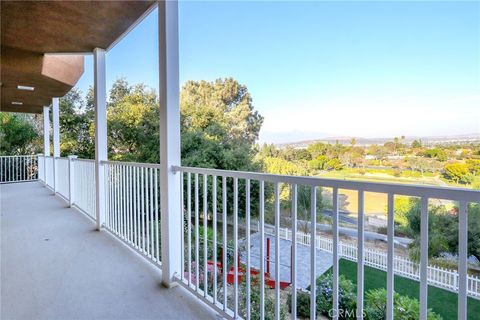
[68,155,77,207]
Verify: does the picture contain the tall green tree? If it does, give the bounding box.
[405,199,480,262]
[179,78,264,217]
[0,113,40,155]
[107,81,158,161]
[180,78,263,171]
[58,88,95,158]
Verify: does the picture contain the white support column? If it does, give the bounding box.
[52,97,60,193]
[158,0,181,287]
[43,106,50,186]
[68,155,78,207]
[94,47,107,230]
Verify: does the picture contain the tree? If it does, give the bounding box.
[443,163,473,184]
[405,200,480,262]
[258,143,279,158]
[261,156,325,228]
[466,159,480,176]
[406,157,440,176]
[307,142,329,158]
[58,88,95,158]
[411,139,422,148]
[350,137,357,148]
[180,78,264,218]
[393,137,399,154]
[0,113,40,155]
[107,82,158,161]
[325,158,343,170]
[368,144,387,164]
[308,155,329,171]
[262,156,309,204]
[279,146,311,161]
[424,148,447,161]
[180,78,263,171]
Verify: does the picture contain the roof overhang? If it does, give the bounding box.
[1,0,157,114]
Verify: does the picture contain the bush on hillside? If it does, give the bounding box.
[364,288,442,320]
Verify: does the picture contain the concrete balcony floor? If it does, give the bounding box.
[1,182,217,320]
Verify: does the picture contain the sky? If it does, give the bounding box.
[75,0,480,144]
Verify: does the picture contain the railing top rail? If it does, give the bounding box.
[0,155,38,158]
[101,160,161,169]
[175,166,480,202]
[73,158,95,163]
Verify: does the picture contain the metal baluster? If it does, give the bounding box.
[203,174,208,297]
[222,176,228,311]
[246,179,251,320]
[274,182,281,320]
[357,190,365,319]
[386,193,395,320]
[233,177,239,318]
[155,167,160,263]
[291,184,297,320]
[213,175,218,304]
[195,173,200,292]
[333,188,339,320]
[187,172,192,285]
[310,186,317,320]
[420,197,429,320]
[260,180,265,320]
[458,201,468,320]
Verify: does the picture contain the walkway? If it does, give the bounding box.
[1,182,217,320]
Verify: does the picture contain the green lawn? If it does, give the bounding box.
[333,259,480,319]
[316,168,468,188]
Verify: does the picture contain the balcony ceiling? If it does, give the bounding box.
[0,0,156,114]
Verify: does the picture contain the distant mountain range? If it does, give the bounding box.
[275,133,480,148]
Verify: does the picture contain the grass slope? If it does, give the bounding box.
[335,259,480,319]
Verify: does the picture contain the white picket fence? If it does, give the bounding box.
[265,225,480,299]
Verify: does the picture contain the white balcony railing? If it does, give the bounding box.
[174,165,479,320]
[10,154,480,319]
[103,160,161,266]
[73,158,96,220]
[0,155,38,183]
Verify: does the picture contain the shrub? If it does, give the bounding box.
[289,273,357,319]
[364,288,442,320]
[288,290,311,318]
[315,273,356,318]
[240,274,287,320]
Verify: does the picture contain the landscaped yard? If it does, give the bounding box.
[332,259,480,320]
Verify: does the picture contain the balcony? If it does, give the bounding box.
[1,155,479,319]
[1,177,216,320]
[1,1,479,319]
